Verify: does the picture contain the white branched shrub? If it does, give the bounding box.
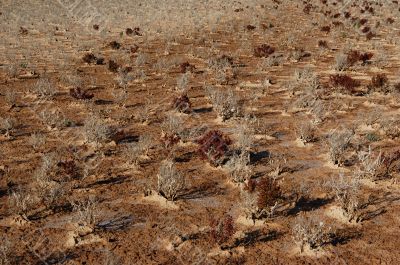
[327,128,354,165]
[357,146,383,180]
[206,87,242,121]
[292,214,331,253]
[226,153,251,183]
[157,160,185,201]
[325,174,361,221]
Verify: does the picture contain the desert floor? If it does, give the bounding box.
[1,0,400,264]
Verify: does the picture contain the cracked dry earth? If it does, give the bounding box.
[1,0,400,264]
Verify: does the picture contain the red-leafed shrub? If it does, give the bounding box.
[109,41,121,50]
[69,87,94,100]
[179,62,195,73]
[210,215,235,245]
[108,60,120,73]
[244,178,257,192]
[360,18,368,25]
[254,44,275,58]
[318,40,328,48]
[330,74,361,93]
[126,27,142,36]
[82,53,105,65]
[366,32,375,40]
[371,73,388,88]
[161,133,180,148]
[57,160,81,179]
[321,26,331,33]
[347,50,373,65]
[381,150,400,178]
[256,177,282,210]
[197,130,231,166]
[361,26,370,33]
[172,94,191,113]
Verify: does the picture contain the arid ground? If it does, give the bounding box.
[1,0,400,264]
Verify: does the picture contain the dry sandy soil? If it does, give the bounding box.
[1,0,400,264]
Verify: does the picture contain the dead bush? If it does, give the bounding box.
[296,120,316,144]
[357,146,383,180]
[32,78,57,99]
[28,132,46,151]
[327,128,354,166]
[72,196,98,226]
[380,150,400,179]
[380,116,400,139]
[0,117,14,137]
[292,214,332,253]
[206,87,243,121]
[124,135,152,166]
[4,89,17,107]
[83,114,112,144]
[160,114,184,148]
[225,153,251,183]
[38,108,68,130]
[326,174,362,222]
[157,160,185,201]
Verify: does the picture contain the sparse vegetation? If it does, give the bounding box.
[2,1,400,263]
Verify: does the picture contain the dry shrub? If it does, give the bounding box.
[83,114,112,144]
[197,130,231,166]
[318,40,328,48]
[325,174,362,222]
[0,117,14,137]
[109,41,121,50]
[32,78,57,99]
[72,197,98,226]
[327,128,354,166]
[320,26,331,33]
[380,116,400,139]
[206,87,242,121]
[357,146,383,180]
[226,153,251,183]
[292,214,332,253]
[124,135,152,166]
[160,114,183,148]
[4,89,17,107]
[29,132,46,151]
[296,120,316,144]
[157,160,185,201]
